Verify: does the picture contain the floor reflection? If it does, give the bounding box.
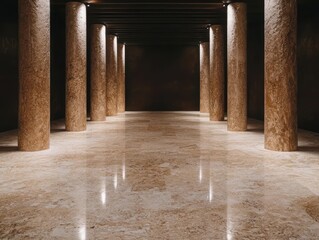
[0,112,319,239]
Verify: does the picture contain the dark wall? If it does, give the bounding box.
[247,1,319,133]
[297,3,319,132]
[0,2,66,132]
[247,11,264,121]
[51,6,66,121]
[126,45,200,111]
[0,2,18,132]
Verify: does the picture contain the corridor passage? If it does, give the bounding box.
[1,112,319,239]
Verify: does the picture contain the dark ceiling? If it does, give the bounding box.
[49,0,314,45]
[51,0,264,45]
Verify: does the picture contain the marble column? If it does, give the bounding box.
[117,43,126,113]
[200,42,209,113]
[106,35,118,116]
[18,0,50,151]
[209,25,225,121]
[227,3,247,131]
[265,0,298,151]
[66,2,87,131]
[90,24,106,121]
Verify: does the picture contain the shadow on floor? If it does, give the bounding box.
[298,145,319,154]
[50,129,66,133]
[246,127,264,133]
[0,146,18,152]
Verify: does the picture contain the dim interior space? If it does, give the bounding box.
[1,0,319,239]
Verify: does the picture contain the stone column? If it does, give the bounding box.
[227,3,247,131]
[118,43,126,113]
[199,42,209,113]
[265,0,297,151]
[90,24,106,121]
[106,35,118,116]
[18,0,50,151]
[66,2,87,131]
[209,25,225,121]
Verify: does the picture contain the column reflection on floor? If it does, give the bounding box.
[1,113,319,239]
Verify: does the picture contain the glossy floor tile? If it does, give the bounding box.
[1,112,319,239]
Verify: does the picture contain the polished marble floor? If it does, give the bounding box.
[1,112,319,239]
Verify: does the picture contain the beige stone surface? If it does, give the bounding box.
[66,2,87,131]
[117,43,125,113]
[106,35,118,116]
[209,25,225,121]
[227,3,247,131]
[199,42,209,113]
[1,112,319,239]
[90,24,106,121]
[18,0,50,151]
[265,0,298,151]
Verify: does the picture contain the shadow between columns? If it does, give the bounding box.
[50,129,66,133]
[298,145,319,154]
[246,127,264,133]
[0,146,18,152]
[246,119,264,133]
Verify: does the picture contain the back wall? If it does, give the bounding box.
[125,45,200,111]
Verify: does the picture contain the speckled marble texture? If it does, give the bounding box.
[1,112,319,239]
[265,0,298,151]
[106,35,118,116]
[66,2,87,131]
[90,24,106,121]
[227,3,247,131]
[200,42,209,113]
[117,43,125,113]
[209,25,225,121]
[18,0,50,151]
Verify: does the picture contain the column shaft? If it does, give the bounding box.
[90,24,106,121]
[18,0,50,151]
[117,43,126,113]
[106,35,118,116]
[227,3,247,131]
[66,2,87,131]
[265,0,298,151]
[209,25,225,121]
[200,42,209,113]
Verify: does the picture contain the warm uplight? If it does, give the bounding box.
[78,4,87,26]
[114,36,118,63]
[199,43,204,69]
[227,4,236,35]
[122,44,126,65]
